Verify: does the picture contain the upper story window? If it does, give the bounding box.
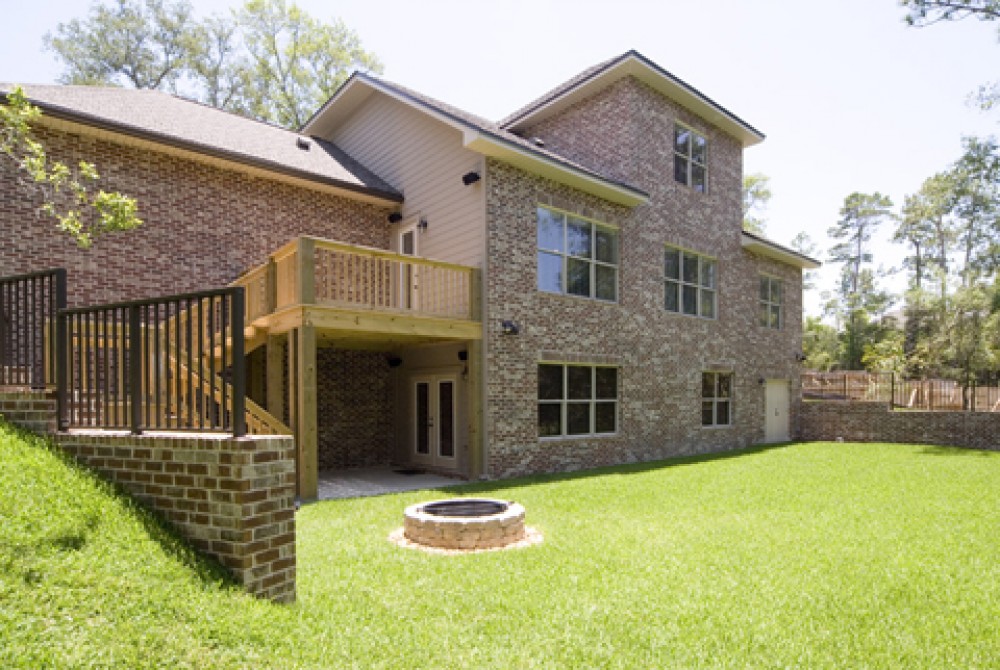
[674,124,707,193]
[759,276,783,329]
[664,246,716,319]
[537,206,619,302]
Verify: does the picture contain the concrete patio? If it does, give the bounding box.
[315,467,467,501]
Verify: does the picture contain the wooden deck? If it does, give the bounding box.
[231,236,482,500]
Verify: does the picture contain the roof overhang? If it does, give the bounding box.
[503,51,765,148]
[741,232,821,269]
[3,91,402,206]
[304,74,650,207]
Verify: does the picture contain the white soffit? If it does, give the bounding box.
[741,233,821,269]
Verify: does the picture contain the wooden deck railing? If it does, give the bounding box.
[232,236,477,326]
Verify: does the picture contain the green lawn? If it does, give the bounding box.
[2,420,1000,668]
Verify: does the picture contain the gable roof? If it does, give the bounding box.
[501,50,765,148]
[0,83,402,204]
[302,72,651,207]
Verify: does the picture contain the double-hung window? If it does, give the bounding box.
[537,206,618,301]
[538,364,618,437]
[664,246,716,318]
[701,372,732,427]
[674,124,707,192]
[759,276,783,329]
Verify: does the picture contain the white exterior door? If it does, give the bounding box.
[764,379,790,443]
[412,375,457,468]
[398,224,419,310]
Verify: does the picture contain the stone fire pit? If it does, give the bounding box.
[391,497,542,553]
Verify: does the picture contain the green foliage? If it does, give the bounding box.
[0,86,141,247]
[6,422,1000,667]
[741,172,771,234]
[862,326,906,373]
[43,0,197,89]
[901,0,1000,26]
[44,0,383,129]
[802,316,840,371]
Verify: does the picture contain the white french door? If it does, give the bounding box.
[412,375,457,467]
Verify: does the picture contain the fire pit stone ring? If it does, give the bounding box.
[402,497,527,550]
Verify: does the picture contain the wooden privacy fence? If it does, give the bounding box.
[802,371,1000,412]
[0,269,66,389]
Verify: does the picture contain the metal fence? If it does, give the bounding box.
[0,269,67,389]
[803,371,1000,412]
[57,287,246,435]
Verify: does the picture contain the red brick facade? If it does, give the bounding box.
[0,124,393,306]
[483,76,804,478]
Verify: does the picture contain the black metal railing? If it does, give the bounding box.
[803,370,1000,412]
[0,269,67,389]
[57,287,246,436]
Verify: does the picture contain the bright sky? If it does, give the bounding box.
[3,0,998,314]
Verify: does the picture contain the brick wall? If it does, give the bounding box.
[0,391,56,434]
[482,76,804,479]
[0,124,393,306]
[316,349,393,470]
[800,401,1000,452]
[0,392,297,602]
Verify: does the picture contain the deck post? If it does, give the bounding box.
[296,237,316,306]
[266,334,285,422]
[295,324,318,500]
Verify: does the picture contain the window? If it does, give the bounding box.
[537,206,618,301]
[702,372,732,427]
[664,246,716,318]
[538,364,618,437]
[759,276,783,329]
[674,124,707,192]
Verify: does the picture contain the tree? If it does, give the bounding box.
[44,0,197,90]
[901,1,1000,26]
[950,136,1000,283]
[1,87,141,247]
[828,192,895,369]
[742,172,771,234]
[802,317,841,371]
[900,1,1000,110]
[790,231,818,291]
[43,0,383,128]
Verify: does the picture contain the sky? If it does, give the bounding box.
[2,0,998,314]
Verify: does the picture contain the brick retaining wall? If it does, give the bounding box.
[800,401,1000,452]
[0,392,297,602]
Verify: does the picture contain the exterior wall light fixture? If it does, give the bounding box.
[501,320,520,335]
[462,171,481,186]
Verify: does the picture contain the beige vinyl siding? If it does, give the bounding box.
[329,92,485,267]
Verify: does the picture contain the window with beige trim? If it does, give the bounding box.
[674,124,707,192]
[664,246,716,318]
[759,275,783,329]
[702,371,732,427]
[537,206,619,301]
[538,363,618,437]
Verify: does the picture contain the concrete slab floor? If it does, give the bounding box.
[314,466,466,501]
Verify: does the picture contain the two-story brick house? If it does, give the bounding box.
[2,50,817,498]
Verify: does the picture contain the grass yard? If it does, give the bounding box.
[2,420,1000,668]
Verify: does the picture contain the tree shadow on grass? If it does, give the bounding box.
[1,419,236,592]
[429,441,796,497]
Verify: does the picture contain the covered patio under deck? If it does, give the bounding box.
[234,236,483,500]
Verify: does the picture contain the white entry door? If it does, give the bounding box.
[412,376,457,468]
[764,379,790,443]
[398,224,419,310]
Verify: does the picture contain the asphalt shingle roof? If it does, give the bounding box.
[0,83,401,201]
